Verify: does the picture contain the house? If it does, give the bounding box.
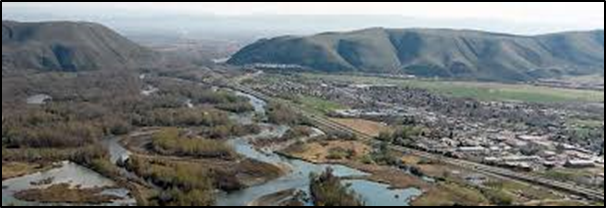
[458,146,486,154]
[564,160,596,168]
[501,155,542,162]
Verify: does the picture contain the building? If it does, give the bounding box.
[501,155,542,162]
[564,160,596,168]
[458,146,486,154]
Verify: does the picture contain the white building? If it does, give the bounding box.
[564,160,596,168]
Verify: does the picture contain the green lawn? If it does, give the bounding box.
[301,73,604,103]
[296,95,348,114]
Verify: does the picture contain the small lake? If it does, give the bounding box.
[1,161,136,206]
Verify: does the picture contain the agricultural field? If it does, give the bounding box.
[301,73,604,103]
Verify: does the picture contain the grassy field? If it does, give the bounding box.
[301,73,604,103]
[2,162,49,180]
[330,118,390,137]
[296,95,348,114]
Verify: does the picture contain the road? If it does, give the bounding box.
[231,83,605,202]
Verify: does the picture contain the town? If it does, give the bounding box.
[247,72,605,190]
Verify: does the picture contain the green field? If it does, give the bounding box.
[301,73,604,103]
[296,95,348,114]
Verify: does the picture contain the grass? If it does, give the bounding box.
[300,73,604,103]
[330,118,389,137]
[568,119,604,129]
[14,183,122,204]
[483,180,558,202]
[412,182,489,206]
[282,140,371,163]
[2,162,49,180]
[296,95,347,114]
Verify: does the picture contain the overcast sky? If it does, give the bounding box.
[3,2,604,36]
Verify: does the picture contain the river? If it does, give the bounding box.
[1,162,136,206]
[216,91,422,206]
[4,89,421,207]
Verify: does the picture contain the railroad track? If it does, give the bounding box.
[231,84,605,202]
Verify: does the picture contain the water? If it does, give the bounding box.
[215,90,422,206]
[141,85,159,96]
[343,180,422,206]
[217,138,369,206]
[104,138,131,165]
[234,91,267,117]
[26,94,52,105]
[1,161,136,206]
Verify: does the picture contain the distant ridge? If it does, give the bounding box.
[229,28,604,82]
[2,20,157,72]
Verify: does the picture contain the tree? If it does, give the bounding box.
[310,168,364,206]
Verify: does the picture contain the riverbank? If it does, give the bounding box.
[13,183,123,205]
[2,162,55,181]
[247,189,298,206]
[2,161,137,206]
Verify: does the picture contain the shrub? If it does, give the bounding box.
[151,128,235,159]
[310,168,364,206]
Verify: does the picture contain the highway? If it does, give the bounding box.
[231,83,605,202]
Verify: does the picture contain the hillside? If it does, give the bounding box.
[229,28,604,82]
[2,20,156,72]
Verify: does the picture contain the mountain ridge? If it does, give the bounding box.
[2,20,157,72]
[229,28,604,81]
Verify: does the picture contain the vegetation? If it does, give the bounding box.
[124,156,217,206]
[310,168,365,206]
[301,73,605,103]
[267,102,305,125]
[480,187,515,206]
[2,145,107,164]
[200,124,261,139]
[281,126,313,141]
[369,141,400,166]
[2,162,51,180]
[412,182,489,206]
[326,147,355,160]
[151,128,235,159]
[297,95,347,115]
[133,107,231,127]
[14,184,122,205]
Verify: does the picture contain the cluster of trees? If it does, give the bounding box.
[368,142,400,166]
[267,102,305,125]
[4,121,100,148]
[2,145,106,165]
[124,156,216,206]
[199,124,261,140]
[326,147,356,160]
[280,126,313,141]
[151,128,235,159]
[377,126,422,147]
[133,108,231,128]
[309,168,364,206]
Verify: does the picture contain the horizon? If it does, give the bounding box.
[2,2,604,36]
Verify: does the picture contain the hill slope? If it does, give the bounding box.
[229,28,604,81]
[2,21,156,72]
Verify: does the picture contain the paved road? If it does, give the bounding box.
[232,84,605,202]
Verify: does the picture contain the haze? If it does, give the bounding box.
[2,2,604,37]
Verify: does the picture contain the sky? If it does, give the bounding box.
[2,2,604,37]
